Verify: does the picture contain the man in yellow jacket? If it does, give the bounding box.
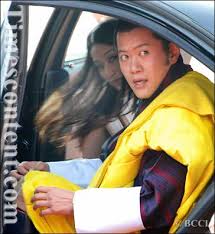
[11,20,214,233]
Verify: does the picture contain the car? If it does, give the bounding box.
[1,1,214,233]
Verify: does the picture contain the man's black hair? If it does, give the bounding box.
[115,20,170,55]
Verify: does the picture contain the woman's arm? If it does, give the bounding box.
[65,127,109,159]
[81,127,109,158]
[47,158,102,187]
[10,158,102,188]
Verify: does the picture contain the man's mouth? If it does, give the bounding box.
[133,79,148,88]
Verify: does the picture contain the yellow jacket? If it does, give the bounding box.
[23,71,214,233]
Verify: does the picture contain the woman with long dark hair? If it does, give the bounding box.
[36,18,134,158]
[11,19,135,187]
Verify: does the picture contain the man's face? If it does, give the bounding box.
[117,27,174,99]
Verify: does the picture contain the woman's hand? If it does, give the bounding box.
[10,161,50,180]
[31,186,75,216]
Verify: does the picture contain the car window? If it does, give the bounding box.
[27,6,54,68]
[1,3,214,234]
[1,16,13,95]
[2,2,213,159]
[0,1,11,25]
[189,56,214,83]
[1,1,13,95]
[64,11,110,63]
[42,9,214,161]
[181,49,214,83]
[62,11,131,160]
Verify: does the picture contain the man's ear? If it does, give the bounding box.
[168,42,180,64]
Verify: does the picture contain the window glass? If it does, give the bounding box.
[1,15,14,94]
[189,57,214,83]
[64,11,110,63]
[62,12,131,160]
[0,1,11,25]
[181,49,214,83]
[24,8,213,163]
[27,6,54,68]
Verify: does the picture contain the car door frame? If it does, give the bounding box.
[12,0,214,70]
[1,1,214,232]
[0,3,28,232]
[9,0,214,163]
[16,7,81,163]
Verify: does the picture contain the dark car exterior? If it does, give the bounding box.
[1,1,214,233]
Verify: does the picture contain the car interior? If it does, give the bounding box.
[1,2,214,233]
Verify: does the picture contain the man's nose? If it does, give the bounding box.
[130,57,142,74]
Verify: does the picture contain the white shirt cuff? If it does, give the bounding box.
[209,214,215,234]
[47,159,102,188]
[73,186,144,233]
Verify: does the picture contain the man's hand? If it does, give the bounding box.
[10,161,50,180]
[31,186,74,216]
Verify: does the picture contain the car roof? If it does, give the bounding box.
[10,0,214,34]
[10,0,214,36]
[130,1,214,36]
[161,1,214,35]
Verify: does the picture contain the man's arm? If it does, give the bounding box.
[29,151,186,233]
[137,150,187,229]
[73,187,144,233]
[72,151,187,233]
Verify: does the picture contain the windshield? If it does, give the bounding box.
[1,1,13,95]
[1,1,11,25]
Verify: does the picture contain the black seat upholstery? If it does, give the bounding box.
[44,68,69,98]
[40,68,69,162]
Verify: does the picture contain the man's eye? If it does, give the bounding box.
[140,50,149,56]
[119,54,129,61]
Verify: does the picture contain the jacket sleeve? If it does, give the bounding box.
[136,150,187,229]
[73,186,144,233]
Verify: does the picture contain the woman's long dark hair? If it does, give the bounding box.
[36,19,135,147]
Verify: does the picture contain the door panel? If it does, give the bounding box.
[0,3,28,230]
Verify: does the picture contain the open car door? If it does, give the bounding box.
[1,1,28,230]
